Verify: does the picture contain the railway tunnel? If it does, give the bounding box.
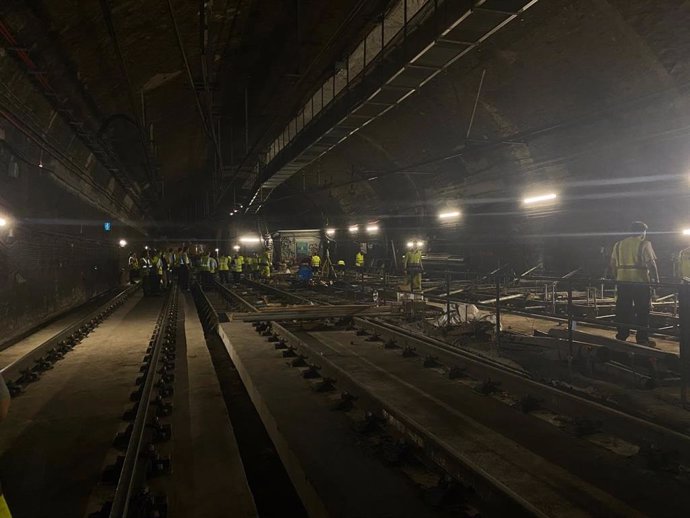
[1,1,690,517]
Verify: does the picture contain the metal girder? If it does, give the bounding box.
[246,0,540,213]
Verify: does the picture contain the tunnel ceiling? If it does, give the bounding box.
[0,0,392,224]
[3,0,690,248]
[262,0,690,248]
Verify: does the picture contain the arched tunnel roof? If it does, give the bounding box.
[1,0,689,271]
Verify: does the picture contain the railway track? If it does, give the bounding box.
[0,285,184,518]
[200,278,690,517]
[0,284,140,395]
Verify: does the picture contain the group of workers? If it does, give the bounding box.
[127,246,273,293]
[198,250,271,286]
[398,222,688,348]
[127,248,186,295]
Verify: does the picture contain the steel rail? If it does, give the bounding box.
[214,280,690,464]
[354,316,690,463]
[1,283,140,385]
[208,281,546,516]
[108,285,178,518]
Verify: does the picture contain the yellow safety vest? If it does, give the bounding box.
[679,247,690,280]
[311,255,321,267]
[199,255,210,272]
[355,252,364,267]
[405,250,422,266]
[337,260,345,266]
[218,256,229,271]
[151,256,163,275]
[232,256,244,272]
[612,237,648,282]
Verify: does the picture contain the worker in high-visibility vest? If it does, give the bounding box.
[251,253,261,279]
[218,253,230,284]
[311,253,321,274]
[678,246,690,282]
[355,251,365,269]
[150,250,163,294]
[259,250,271,279]
[199,252,211,287]
[232,253,244,283]
[404,244,423,292]
[209,253,218,279]
[164,248,175,287]
[610,221,659,347]
[176,247,191,291]
[128,252,139,284]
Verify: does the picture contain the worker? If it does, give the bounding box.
[243,253,253,280]
[209,252,218,281]
[150,250,163,294]
[140,250,151,295]
[610,221,659,347]
[127,252,139,284]
[311,252,321,274]
[297,259,313,285]
[251,252,261,280]
[678,246,690,282]
[355,250,365,270]
[164,248,176,287]
[218,252,230,284]
[177,247,190,291]
[199,251,211,287]
[0,374,12,518]
[231,252,244,283]
[259,249,271,279]
[404,244,423,292]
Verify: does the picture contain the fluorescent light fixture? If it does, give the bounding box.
[118,239,127,248]
[239,235,261,244]
[406,241,414,248]
[523,192,558,206]
[325,228,335,236]
[233,245,241,251]
[438,210,461,220]
[0,217,6,227]
[366,224,379,234]
[348,225,359,233]
[683,229,690,236]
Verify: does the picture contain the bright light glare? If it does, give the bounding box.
[144,245,149,250]
[0,217,6,227]
[239,235,261,244]
[366,225,379,234]
[523,193,558,206]
[215,248,219,252]
[118,239,127,248]
[348,225,359,233]
[233,245,241,251]
[416,240,424,248]
[683,229,690,236]
[438,210,461,220]
[406,241,414,248]
[325,228,335,236]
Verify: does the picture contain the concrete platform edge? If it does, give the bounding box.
[217,324,328,518]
